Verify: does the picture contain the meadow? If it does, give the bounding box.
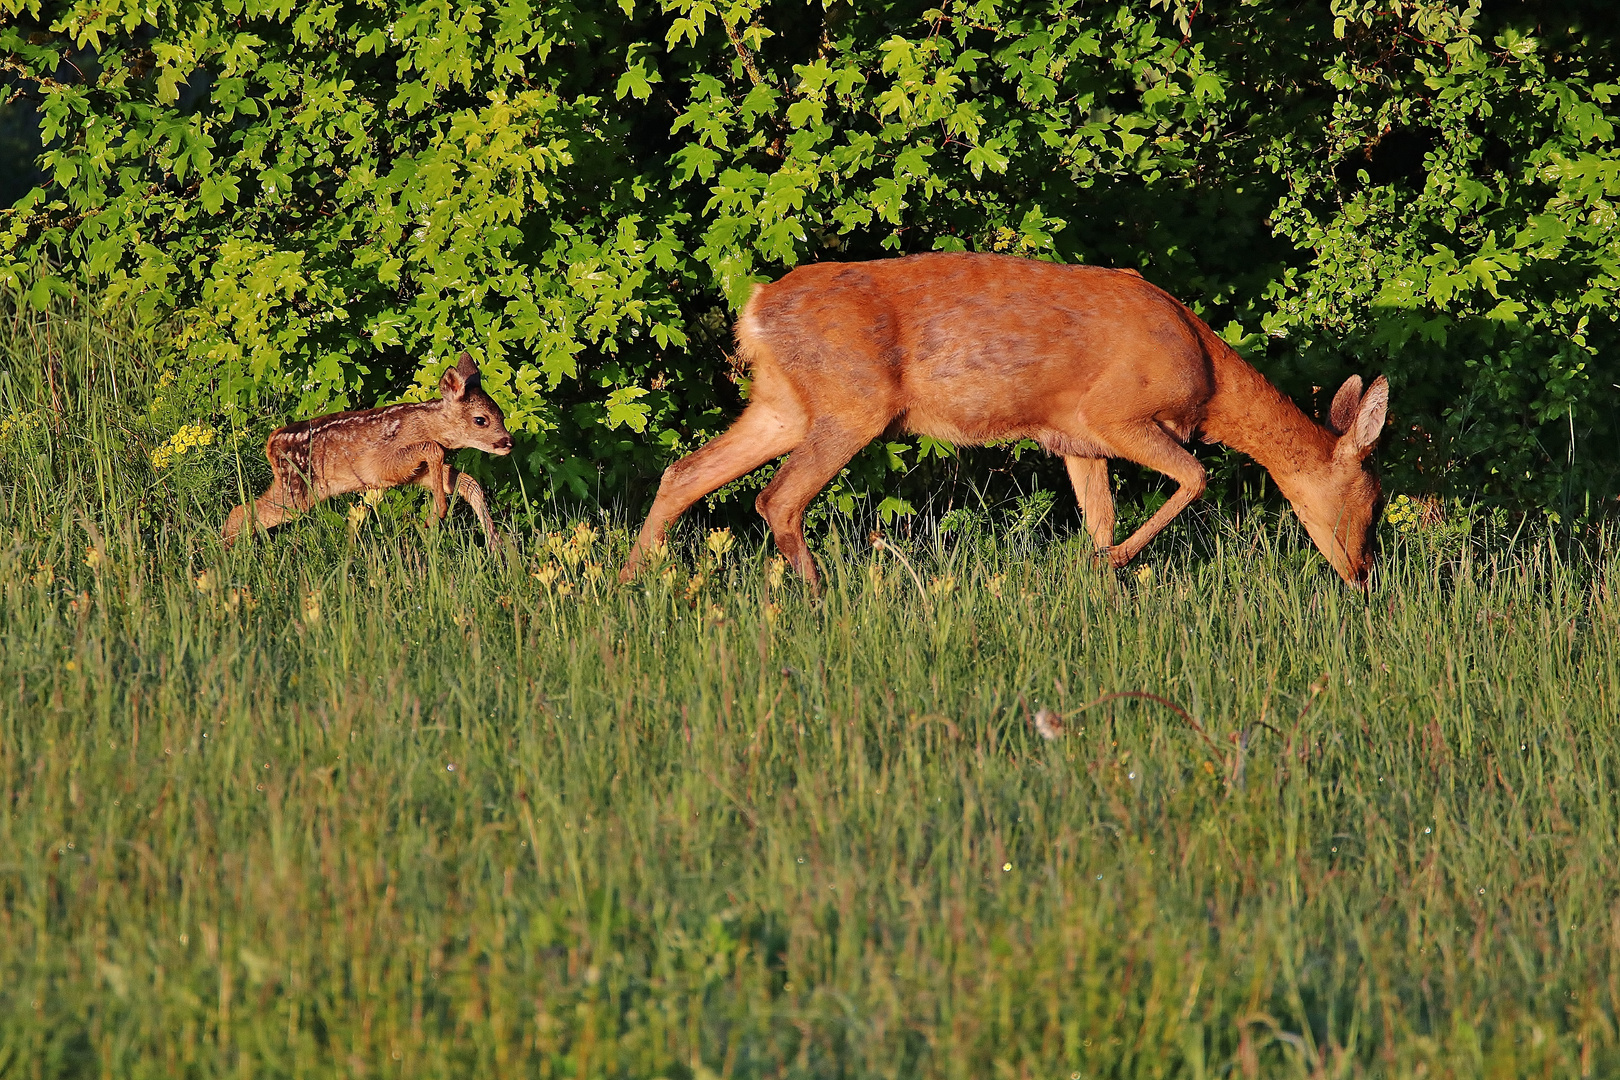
[3,301,1618,1080]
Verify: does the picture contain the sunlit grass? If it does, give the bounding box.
[3,297,1618,1078]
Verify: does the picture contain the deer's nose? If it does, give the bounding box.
[493,436,513,451]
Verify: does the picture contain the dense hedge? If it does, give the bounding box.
[3,0,1617,516]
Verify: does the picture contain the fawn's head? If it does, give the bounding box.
[1291,375,1389,589]
[436,352,514,456]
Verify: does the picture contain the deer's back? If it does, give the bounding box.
[737,253,1216,449]
[267,402,432,492]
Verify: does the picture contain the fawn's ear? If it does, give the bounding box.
[1338,375,1388,461]
[439,352,479,401]
[1328,375,1363,435]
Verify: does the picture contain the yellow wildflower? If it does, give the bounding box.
[0,409,45,443]
[705,527,735,561]
[151,423,217,469]
[1384,494,1444,534]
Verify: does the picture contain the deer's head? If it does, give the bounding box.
[436,352,514,456]
[1292,375,1389,589]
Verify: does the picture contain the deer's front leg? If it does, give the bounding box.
[449,469,501,546]
[429,452,450,523]
[390,441,449,522]
[1064,456,1117,555]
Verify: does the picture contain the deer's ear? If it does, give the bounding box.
[439,358,468,402]
[1344,376,1388,459]
[1328,375,1363,435]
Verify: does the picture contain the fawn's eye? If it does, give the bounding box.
[474,416,488,426]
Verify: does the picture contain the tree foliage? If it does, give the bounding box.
[3,0,1617,512]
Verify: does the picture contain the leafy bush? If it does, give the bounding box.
[3,0,1617,519]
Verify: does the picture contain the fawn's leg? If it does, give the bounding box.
[623,400,805,580]
[223,502,250,547]
[428,447,450,523]
[394,442,449,522]
[447,469,500,545]
[1064,456,1117,553]
[1092,423,1205,567]
[223,478,304,547]
[225,439,306,547]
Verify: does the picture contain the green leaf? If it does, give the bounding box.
[876,495,914,522]
[963,143,1009,178]
[616,50,661,102]
[199,174,241,215]
[603,386,651,432]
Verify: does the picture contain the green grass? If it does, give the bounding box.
[3,299,1619,1079]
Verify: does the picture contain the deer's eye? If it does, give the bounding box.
[474,416,488,426]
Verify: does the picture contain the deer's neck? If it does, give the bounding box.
[1201,347,1337,497]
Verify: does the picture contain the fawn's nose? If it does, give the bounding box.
[493,435,513,452]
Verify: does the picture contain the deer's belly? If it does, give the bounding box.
[901,404,1113,459]
[311,449,420,498]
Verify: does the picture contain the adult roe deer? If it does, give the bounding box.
[622,252,1389,588]
[222,352,514,547]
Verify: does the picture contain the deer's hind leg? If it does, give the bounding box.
[223,476,307,547]
[754,418,884,590]
[225,431,322,547]
[622,398,806,580]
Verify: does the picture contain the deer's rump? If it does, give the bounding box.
[735,252,1216,456]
